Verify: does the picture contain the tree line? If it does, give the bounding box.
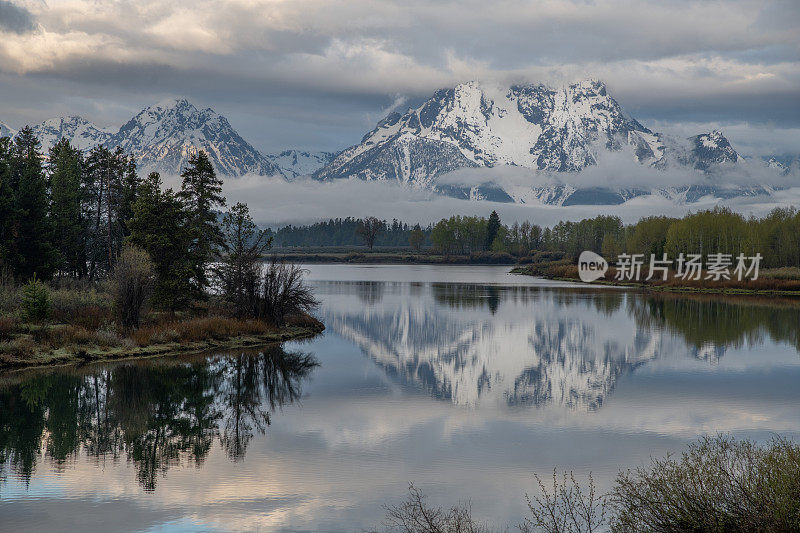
[0,128,316,326]
[275,207,800,269]
[274,217,432,248]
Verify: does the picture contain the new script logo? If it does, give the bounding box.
[578,251,608,282]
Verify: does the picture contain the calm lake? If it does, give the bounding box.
[2,264,800,531]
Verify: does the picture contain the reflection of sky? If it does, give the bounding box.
[2,265,800,531]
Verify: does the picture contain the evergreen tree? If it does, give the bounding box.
[485,210,501,251]
[48,139,87,277]
[85,146,126,277]
[214,202,272,317]
[179,151,225,298]
[11,127,56,280]
[118,152,140,238]
[128,173,194,311]
[0,137,20,272]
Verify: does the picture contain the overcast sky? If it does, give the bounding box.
[0,0,798,156]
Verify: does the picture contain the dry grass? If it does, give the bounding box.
[130,316,280,346]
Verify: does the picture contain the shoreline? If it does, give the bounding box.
[0,322,324,372]
[510,265,800,296]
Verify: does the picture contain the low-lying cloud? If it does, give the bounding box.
[220,173,800,230]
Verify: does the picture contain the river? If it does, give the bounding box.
[1,264,799,531]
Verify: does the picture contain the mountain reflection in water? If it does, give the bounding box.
[1,265,799,531]
[317,280,800,410]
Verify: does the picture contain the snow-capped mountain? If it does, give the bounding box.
[110,98,282,177]
[684,130,741,171]
[0,122,16,139]
[4,99,290,177]
[266,149,336,178]
[30,116,115,153]
[313,79,770,204]
[314,79,667,184]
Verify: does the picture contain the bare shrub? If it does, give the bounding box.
[110,245,155,329]
[0,316,15,341]
[256,257,318,326]
[521,471,607,533]
[610,434,800,532]
[374,483,492,533]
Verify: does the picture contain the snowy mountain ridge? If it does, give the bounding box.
[312,79,773,204]
[2,98,332,179]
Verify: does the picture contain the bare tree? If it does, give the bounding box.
[257,257,319,326]
[109,244,154,329]
[373,483,492,533]
[520,470,607,533]
[357,216,385,249]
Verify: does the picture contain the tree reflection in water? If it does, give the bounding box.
[0,345,317,491]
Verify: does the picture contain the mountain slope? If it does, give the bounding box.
[110,98,282,177]
[266,149,336,178]
[313,79,761,204]
[315,79,668,185]
[0,122,16,139]
[30,116,114,153]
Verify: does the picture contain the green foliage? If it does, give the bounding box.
[21,275,51,322]
[275,217,424,248]
[611,435,800,532]
[215,202,273,317]
[179,150,226,297]
[49,139,87,277]
[11,127,57,280]
[431,215,488,254]
[485,210,501,251]
[409,224,425,251]
[127,173,195,311]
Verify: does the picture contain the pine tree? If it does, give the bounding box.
[214,202,272,317]
[485,210,501,251]
[128,173,194,311]
[11,127,56,280]
[179,150,225,299]
[48,139,87,277]
[0,137,20,273]
[85,146,126,277]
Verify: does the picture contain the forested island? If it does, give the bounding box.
[0,129,321,369]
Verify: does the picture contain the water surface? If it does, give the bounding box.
[1,265,799,531]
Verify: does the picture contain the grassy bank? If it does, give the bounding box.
[0,283,324,370]
[271,247,517,265]
[512,261,800,296]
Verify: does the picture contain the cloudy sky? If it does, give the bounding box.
[0,0,798,157]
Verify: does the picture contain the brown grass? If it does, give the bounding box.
[130,316,280,346]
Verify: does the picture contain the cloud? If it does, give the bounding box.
[0,0,35,34]
[219,173,800,230]
[0,0,797,153]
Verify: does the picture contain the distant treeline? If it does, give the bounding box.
[274,207,800,268]
[274,218,432,248]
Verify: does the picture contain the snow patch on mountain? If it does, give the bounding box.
[267,149,336,178]
[0,122,16,139]
[30,116,115,153]
[110,98,282,177]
